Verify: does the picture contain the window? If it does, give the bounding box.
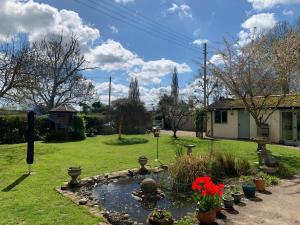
[214,110,228,123]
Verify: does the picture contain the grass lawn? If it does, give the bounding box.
[1,134,300,225]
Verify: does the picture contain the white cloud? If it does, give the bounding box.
[129,58,191,84]
[114,0,135,4]
[242,13,277,32]
[0,0,100,44]
[209,54,225,66]
[248,0,300,10]
[87,40,192,84]
[193,28,201,37]
[192,39,208,46]
[109,25,119,34]
[283,9,294,15]
[167,3,192,19]
[95,82,129,103]
[239,13,277,45]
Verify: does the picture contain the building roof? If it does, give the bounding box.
[49,104,77,113]
[208,94,300,110]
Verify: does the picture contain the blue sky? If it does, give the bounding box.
[1,0,300,106]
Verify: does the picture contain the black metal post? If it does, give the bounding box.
[27,111,35,174]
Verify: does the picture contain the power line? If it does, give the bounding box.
[101,0,196,44]
[73,0,199,54]
[87,0,198,50]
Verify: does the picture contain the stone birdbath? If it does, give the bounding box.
[68,167,81,187]
[184,144,195,156]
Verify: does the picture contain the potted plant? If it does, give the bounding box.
[231,185,243,203]
[222,193,234,208]
[253,172,266,192]
[147,209,174,225]
[192,176,224,224]
[241,176,256,198]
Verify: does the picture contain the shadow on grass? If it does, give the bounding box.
[2,174,29,192]
[103,137,149,146]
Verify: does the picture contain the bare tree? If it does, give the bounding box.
[0,38,33,101]
[261,22,300,94]
[210,37,284,128]
[22,34,94,111]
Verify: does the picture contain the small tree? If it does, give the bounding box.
[159,67,193,138]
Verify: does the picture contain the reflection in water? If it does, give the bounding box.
[92,173,195,223]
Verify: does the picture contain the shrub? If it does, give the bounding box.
[0,115,27,144]
[83,114,104,135]
[103,137,148,145]
[169,155,210,189]
[45,130,69,142]
[72,115,85,140]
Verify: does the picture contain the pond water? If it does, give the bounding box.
[91,173,195,223]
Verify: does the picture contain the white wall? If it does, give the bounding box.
[207,109,281,143]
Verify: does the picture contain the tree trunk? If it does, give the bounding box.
[173,129,177,138]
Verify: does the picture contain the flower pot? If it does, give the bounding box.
[196,210,216,224]
[214,206,222,214]
[147,215,174,225]
[242,184,256,198]
[253,178,265,192]
[223,197,234,208]
[68,167,81,187]
[231,192,243,203]
[138,156,148,167]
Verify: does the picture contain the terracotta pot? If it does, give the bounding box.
[253,178,265,192]
[215,206,222,214]
[196,210,216,224]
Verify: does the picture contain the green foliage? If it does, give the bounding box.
[0,115,27,144]
[83,114,104,135]
[103,137,149,145]
[151,209,172,219]
[45,115,85,142]
[175,144,184,157]
[212,153,252,177]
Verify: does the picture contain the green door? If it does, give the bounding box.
[238,110,250,139]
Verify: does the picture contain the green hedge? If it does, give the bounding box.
[0,114,86,144]
[44,115,86,142]
[83,114,115,135]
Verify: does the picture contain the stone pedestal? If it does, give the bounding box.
[184,144,195,156]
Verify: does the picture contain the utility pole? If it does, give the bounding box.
[108,76,112,123]
[203,42,207,107]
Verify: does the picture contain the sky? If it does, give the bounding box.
[1,0,300,107]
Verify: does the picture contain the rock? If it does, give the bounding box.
[78,198,88,205]
[140,178,158,194]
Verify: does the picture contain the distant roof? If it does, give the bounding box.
[50,104,77,112]
[208,94,300,110]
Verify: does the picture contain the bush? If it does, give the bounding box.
[0,115,27,144]
[103,137,148,145]
[83,114,104,135]
[169,155,210,190]
[44,115,85,142]
[72,115,86,140]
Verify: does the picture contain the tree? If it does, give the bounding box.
[210,37,283,129]
[128,77,140,102]
[112,78,149,138]
[157,67,193,138]
[0,38,33,101]
[22,34,94,111]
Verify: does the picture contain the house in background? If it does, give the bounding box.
[207,95,300,146]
